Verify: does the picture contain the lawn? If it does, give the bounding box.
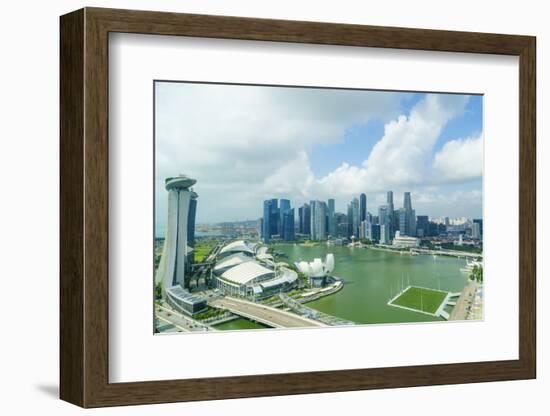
[390,286,448,315]
[193,242,217,262]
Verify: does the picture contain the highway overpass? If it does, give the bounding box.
[209,297,327,328]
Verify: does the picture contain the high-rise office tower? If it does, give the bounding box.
[416,215,429,238]
[327,198,336,237]
[378,205,391,244]
[262,200,272,242]
[281,207,295,241]
[399,192,416,236]
[262,200,270,240]
[298,203,311,236]
[472,222,481,240]
[155,175,197,294]
[279,199,291,236]
[387,191,394,207]
[262,198,280,242]
[347,203,353,237]
[410,209,417,237]
[335,212,348,238]
[403,192,412,212]
[387,190,397,237]
[270,199,280,237]
[360,193,367,223]
[351,197,360,238]
[310,200,327,240]
[369,223,381,243]
[473,218,483,239]
[398,208,408,236]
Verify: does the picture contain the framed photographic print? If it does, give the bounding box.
[60,7,536,408]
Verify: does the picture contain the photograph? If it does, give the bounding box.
[153,81,484,334]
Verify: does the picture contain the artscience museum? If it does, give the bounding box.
[295,254,335,287]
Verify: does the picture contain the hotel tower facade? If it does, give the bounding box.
[155,175,197,296]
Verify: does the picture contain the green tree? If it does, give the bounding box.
[154,282,162,299]
[470,265,483,283]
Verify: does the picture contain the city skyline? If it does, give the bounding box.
[260,190,482,244]
[155,82,482,236]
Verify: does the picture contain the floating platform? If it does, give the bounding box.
[387,286,452,319]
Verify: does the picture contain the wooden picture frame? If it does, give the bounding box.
[60,7,536,408]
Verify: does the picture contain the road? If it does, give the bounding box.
[209,297,327,328]
[155,303,214,333]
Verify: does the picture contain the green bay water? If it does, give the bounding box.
[214,317,268,330]
[275,243,470,324]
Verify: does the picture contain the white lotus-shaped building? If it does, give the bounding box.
[295,254,335,278]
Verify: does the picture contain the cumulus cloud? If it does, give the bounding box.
[155,82,404,226]
[263,93,473,198]
[432,134,483,183]
[155,84,482,229]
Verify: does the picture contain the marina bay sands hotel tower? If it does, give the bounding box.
[155,175,198,296]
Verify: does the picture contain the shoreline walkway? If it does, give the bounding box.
[449,281,480,320]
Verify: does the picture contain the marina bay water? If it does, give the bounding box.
[277,243,469,324]
[214,243,471,330]
[214,318,269,330]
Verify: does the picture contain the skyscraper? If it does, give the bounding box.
[281,207,295,241]
[347,203,353,237]
[399,192,416,236]
[387,191,394,208]
[351,197,360,238]
[378,205,391,244]
[155,175,197,294]
[310,200,327,240]
[262,199,280,242]
[472,221,481,240]
[403,192,412,212]
[277,199,294,241]
[262,200,271,242]
[416,215,429,238]
[335,212,348,238]
[327,198,336,237]
[473,218,483,239]
[187,191,198,248]
[359,193,367,223]
[279,199,291,236]
[270,198,280,237]
[387,190,397,237]
[298,203,311,236]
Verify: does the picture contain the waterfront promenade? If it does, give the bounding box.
[449,281,480,320]
[210,296,327,328]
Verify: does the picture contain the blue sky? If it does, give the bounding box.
[308,94,482,178]
[155,83,483,233]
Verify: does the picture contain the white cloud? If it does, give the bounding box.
[432,134,483,183]
[155,82,403,226]
[155,85,482,228]
[261,94,473,200]
[261,151,316,199]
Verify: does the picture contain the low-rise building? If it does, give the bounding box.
[213,240,298,298]
[295,254,335,287]
[165,286,207,315]
[392,231,420,248]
